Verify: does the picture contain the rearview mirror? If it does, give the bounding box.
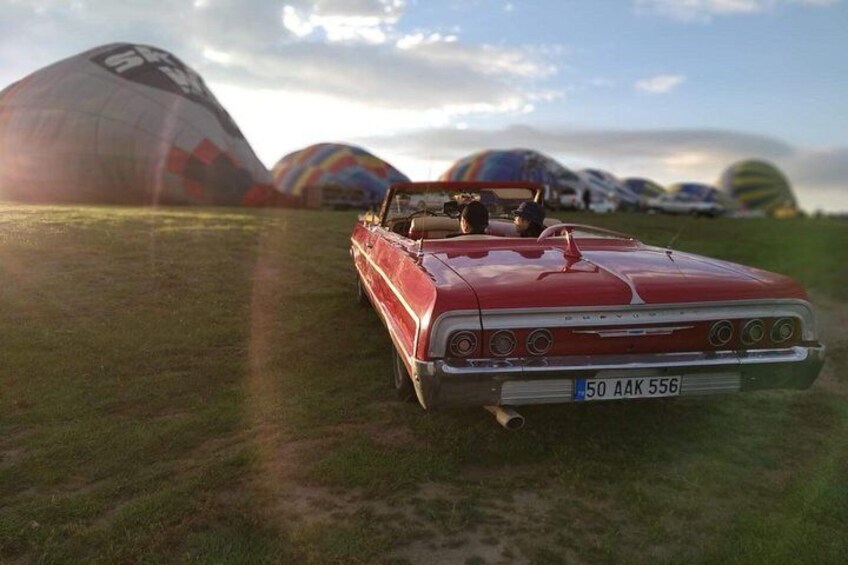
[443,201,460,218]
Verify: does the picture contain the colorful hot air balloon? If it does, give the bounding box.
[271,143,409,208]
[623,178,666,201]
[0,43,273,206]
[440,149,584,210]
[718,160,798,217]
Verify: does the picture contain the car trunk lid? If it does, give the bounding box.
[431,242,803,310]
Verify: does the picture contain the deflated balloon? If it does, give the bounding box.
[0,43,273,205]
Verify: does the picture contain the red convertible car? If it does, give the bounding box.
[350,182,825,429]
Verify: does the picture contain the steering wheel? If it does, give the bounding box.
[406,209,438,220]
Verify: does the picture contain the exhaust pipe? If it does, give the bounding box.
[485,405,525,431]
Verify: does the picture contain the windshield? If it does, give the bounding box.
[383,186,537,223]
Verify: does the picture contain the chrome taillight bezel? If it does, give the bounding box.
[770,317,796,344]
[449,330,478,357]
[489,330,517,357]
[526,329,553,355]
[709,320,734,347]
[740,319,766,346]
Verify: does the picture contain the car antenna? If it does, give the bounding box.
[666,214,695,253]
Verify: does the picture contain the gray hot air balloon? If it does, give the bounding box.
[0,43,273,206]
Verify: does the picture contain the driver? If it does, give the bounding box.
[450,200,489,236]
[513,201,545,237]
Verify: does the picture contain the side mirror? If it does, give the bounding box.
[443,201,460,218]
[362,207,377,227]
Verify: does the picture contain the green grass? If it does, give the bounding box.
[1,204,846,563]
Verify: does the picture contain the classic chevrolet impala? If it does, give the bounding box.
[350,182,825,429]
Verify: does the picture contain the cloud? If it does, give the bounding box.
[787,148,848,192]
[281,0,405,44]
[359,124,794,161]
[636,0,841,22]
[0,0,558,120]
[635,74,685,94]
[355,124,847,210]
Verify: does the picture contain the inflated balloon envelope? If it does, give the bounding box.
[0,43,273,206]
[271,143,409,209]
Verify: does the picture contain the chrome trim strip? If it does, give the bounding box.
[573,325,694,338]
[501,380,574,405]
[353,260,412,362]
[428,299,817,358]
[351,238,421,370]
[679,372,741,395]
[417,346,818,378]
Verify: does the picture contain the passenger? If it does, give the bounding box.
[513,201,545,238]
[452,200,489,236]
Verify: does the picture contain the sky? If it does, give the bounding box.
[0,0,846,211]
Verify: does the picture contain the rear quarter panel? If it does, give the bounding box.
[352,225,480,367]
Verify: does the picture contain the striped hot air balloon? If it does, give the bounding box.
[719,160,798,217]
[0,43,273,206]
[623,177,666,203]
[440,149,584,210]
[272,143,408,208]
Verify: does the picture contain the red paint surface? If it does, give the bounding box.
[353,181,809,363]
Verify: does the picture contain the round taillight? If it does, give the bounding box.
[489,330,517,357]
[526,329,553,355]
[741,319,765,346]
[449,331,478,357]
[709,320,734,347]
[771,318,796,344]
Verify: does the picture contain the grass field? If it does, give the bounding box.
[1,204,846,564]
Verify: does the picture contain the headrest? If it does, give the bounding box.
[409,216,461,233]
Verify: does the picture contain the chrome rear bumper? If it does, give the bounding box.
[412,345,825,409]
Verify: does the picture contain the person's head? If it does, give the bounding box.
[460,200,489,234]
[513,200,545,235]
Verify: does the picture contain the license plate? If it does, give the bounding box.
[574,376,681,401]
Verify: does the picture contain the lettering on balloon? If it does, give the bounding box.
[92,44,243,139]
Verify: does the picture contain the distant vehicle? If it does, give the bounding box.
[588,195,616,214]
[647,193,726,217]
[544,185,583,210]
[545,185,614,213]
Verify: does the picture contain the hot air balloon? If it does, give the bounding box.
[0,43,273,206]
[577,169,641,211]
[271,143,409,209]
[623,177,666,202]
[718,160,798,217]
[439,149,584,210]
